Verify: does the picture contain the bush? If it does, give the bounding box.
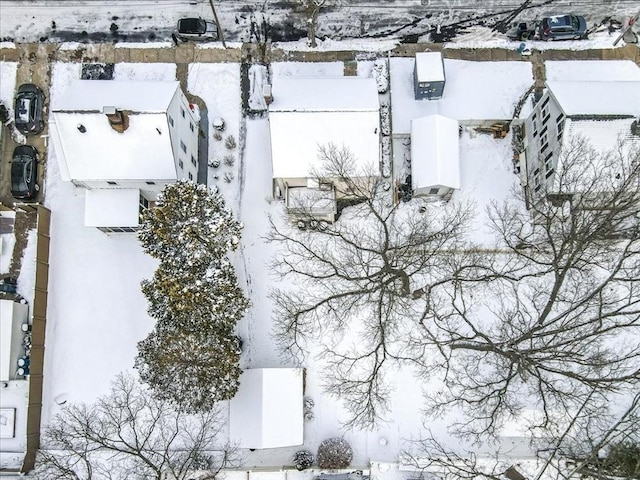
[225,135,237,150]
[317,437,352,469]
[223,155,235,167]
[213,132,223,141]
[293,450,314,471]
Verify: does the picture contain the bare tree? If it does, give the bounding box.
[268,136,640,439]
[34,373,241,480]
[298,0,326,47]
[268,143,475,428]
[420,137,640,440]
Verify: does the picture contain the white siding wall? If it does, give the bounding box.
[523,91,566,195]
[168,90,200,183]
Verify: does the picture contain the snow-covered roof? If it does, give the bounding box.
[229,368,303,449]
[269,77,379,112]
[555,118,640,191]
[50,111,178,182]
[545,60,640,82]
[84,189,141,228]
[56,80,179,112]
[411,115,460,191]
[547,81,640,117]
[270,111,380,178]
[415,52,445,82]
[390,58,533,133]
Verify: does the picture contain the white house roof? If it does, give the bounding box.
[415,52,445,82]
[270,77,379,112]
[50,111,178,182]
[270,111,380,178]
[56,80,180,112]
[229,368,303,449]
[84,189,141,228]
[411,115,460,190]
[547,81,640,116]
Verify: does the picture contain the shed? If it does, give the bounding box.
[414,52,446,100]
[411,115,460,197]
[0,300,29,382]
[229,368,303,449]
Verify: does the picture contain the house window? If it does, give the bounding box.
[181,107,185,118]
[190,122,195,132]
[107,181,118,186]
[180,140,187,153]
[179,159,184,169]
[545,168,555,178]
[191,155,197,167]
[541,97,550,111]
[99,226,138,234]
[429,188,440,195]
[146,181,156,185]
[188,172,193,180]
[168,115,174,127]
[542,111,550,125]
[540,126,548,137]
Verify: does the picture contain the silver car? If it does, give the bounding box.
[175,18,218,42]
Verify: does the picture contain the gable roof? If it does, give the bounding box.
[269,77,379,112]
[269,77,380,178]
[51,80,181,182]
[56,80,180,112]
[411,114,460,190]
[546,81,640,117]
[229,368,304,449]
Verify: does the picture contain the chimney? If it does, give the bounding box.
[103,106,129,133]
[77,124,86,133]
[263,84,273,105]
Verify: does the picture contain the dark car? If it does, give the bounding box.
[14,84,46,135]
[506,22,537,41]
[0,277,18,294]
[11,145,39,200]
[539,15,587,41]
[175,18,218,42]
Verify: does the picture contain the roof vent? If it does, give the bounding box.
[77,124,86,133]
[631,119,640,137]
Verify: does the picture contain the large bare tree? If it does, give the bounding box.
[34,373,240,480]
[268,137,640,438]
[268,143,474,428]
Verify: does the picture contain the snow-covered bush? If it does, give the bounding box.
[224,172,234,183]
[293,450,314,471]
[213,132,223,141]
[317,438,353,469]
[372,59,389,94]
[223,155,235,167]
[209,159,221,168]
[380,102,391,136]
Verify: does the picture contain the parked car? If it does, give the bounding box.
[14,83,45,134]
[175,18,218,42]
[0,277,18,294]
[506,22,537,41]
[11,145,39,200]
[539,15,587,41]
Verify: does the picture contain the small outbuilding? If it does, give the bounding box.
[411,114,460,198]
[0,299,29,382]
[414,52,446,100]
[229,368,304,449]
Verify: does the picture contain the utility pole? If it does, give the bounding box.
[208,0,226,48]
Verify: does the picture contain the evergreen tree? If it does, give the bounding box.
[136,181,248,412]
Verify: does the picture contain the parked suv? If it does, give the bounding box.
[175,18,218,42]
[11,145,39,200]
[539,15,587,41]
[14,83,46,134]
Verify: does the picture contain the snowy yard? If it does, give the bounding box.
[37,55,532,472]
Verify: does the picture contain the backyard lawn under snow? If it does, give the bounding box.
[38,55,633,471]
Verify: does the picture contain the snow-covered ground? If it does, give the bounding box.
[34,54,533,475]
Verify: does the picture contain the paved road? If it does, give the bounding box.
[1,0,639,44]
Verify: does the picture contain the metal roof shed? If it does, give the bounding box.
[229,368,304,449]
[411,114,460,197]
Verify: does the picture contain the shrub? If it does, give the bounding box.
[213,132,223,141]
[223,155,235,167]
[317,437,353,469]
[293,449,314,471]
[225,135,237,150]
